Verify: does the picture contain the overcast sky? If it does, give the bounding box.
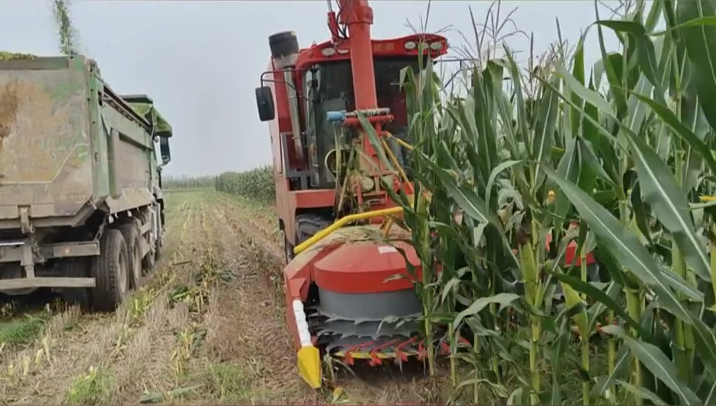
[1,1,622,177]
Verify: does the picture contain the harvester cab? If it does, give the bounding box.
[254,0,450,389]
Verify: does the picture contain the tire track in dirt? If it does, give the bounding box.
[0,193,205,404]
[213,193,283,262]
[106,194,214,405]
[187,193,319,404]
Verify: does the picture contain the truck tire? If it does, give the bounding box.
[117,220,142,290]
[154,229,163,262]
[55,258,91,310]
[90,228,130,312]
[136,209,156,274]
[154,202,164,262]
[142,236,156,274]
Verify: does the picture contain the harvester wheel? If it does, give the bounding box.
[284,233,295,263]
[90,229,130,312]
[295,214,331,244]
[117,220,143,290]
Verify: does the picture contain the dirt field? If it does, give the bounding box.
[0,190,447,405]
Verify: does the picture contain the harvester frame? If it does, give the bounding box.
[254,0,454,389]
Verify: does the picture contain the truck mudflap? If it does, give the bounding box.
[0,238,98,291]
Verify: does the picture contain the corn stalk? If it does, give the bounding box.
[359,0,716,404]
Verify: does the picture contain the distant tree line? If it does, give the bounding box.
[162,175,215,190]
[163,165,275,205]
[214,165,275,204]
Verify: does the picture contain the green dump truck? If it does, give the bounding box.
[0,54,173,311]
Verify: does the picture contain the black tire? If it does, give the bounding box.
[142,226,157,274]
[117,220,142,290]
[55,258,91,310]
[90,229,130,312]
[154,226,163,262]
[154,202,165,262]
[284,232,295,263]
[294,214,332,255]
[295,214,331,243]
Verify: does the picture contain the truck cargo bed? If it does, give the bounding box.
[0,54,173,302]
[0,57,93,222]
[0,55,164,229]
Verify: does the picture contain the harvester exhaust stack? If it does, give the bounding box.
[269,31,304,161]
[269,31,299,69]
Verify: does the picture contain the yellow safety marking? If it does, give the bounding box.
[297,346,322,389]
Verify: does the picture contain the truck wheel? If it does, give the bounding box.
[55,259,91,310]
[154,229,163,262]
[142,238,156,274]
[90,229,130,312]
[142,225,157,274]
[117,220,142,290]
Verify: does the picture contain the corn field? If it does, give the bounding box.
[214,166,275,204]
[357,0,716,404]
[165,167,275,203]
[163,175,216,190]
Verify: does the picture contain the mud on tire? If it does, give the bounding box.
[154,226,163,262]
[134,209,158,274]
[117,220,143,290]
[142,234,156,274]
[90,228,130,312]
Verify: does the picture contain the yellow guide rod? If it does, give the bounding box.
[293,207,403,255]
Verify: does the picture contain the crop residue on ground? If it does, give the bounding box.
[0,190,442,405]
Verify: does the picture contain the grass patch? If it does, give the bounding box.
[62,313,83,333]
[139,385,201,404]
[193,361,252,404]
[64,366,114,406]
[0,313,48,346]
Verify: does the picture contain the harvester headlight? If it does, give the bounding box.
[321,47,336,56]
[430,41,443,51]
[404,41,417,50]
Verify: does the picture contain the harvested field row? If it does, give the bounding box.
[0,191,443,405]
